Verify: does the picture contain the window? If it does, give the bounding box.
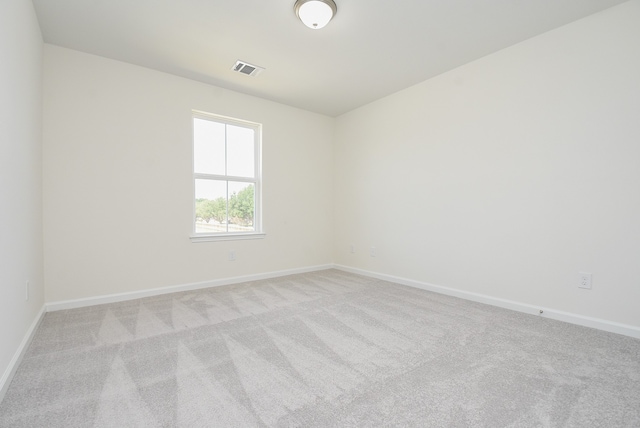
[191,111,263,242]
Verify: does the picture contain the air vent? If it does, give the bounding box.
[232,60,265,77]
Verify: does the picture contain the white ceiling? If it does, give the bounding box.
[32,0,628,117]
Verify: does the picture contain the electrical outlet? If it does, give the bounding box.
[228,250,236,261]
[579,272,592,289]
[370,247,377,257]
[25,280,29,301]
[350,244,355,254]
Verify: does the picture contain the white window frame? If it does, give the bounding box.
[190,110,264,242]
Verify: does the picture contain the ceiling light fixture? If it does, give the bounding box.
[294,0,337,30]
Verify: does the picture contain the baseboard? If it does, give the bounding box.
[42,262,640,339]
[0,305,46,402]
[46,264,334,312]
[334,264,640,340]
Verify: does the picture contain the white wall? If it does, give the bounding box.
[0,0,44,390]
[37,0,640,332]
[43,45,334,302]
[334,1,640,328]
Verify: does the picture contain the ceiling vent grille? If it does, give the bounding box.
[232,60,265,77]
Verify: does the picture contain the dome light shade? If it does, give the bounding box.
[294,0,337,30]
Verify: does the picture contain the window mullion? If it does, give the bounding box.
[254,127,260,230]
[194,173,229,181]
[225,180,229,233]
[224,124,229,233]
[226,176,257,183]
[224,124,228,176]
[195,174,256,184]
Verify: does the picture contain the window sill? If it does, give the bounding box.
[190,233,266,243]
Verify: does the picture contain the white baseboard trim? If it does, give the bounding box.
[0,305,46,402]
[46,264,334,312]
[334,264,640,340]
[39,262,640,339]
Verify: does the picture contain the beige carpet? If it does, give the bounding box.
[1,269,639,427]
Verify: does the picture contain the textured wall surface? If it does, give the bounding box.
[43,45,334,302]
[0,0,44,394]
[334,1,640,327]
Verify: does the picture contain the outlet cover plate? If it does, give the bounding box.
[579,272,592,289]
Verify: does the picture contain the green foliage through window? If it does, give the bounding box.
[195,184,254,227]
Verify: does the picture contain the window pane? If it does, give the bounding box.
[227,125,255,178]
[195,179,227,233]
[228,181,255,232]
[194,118,225,175]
